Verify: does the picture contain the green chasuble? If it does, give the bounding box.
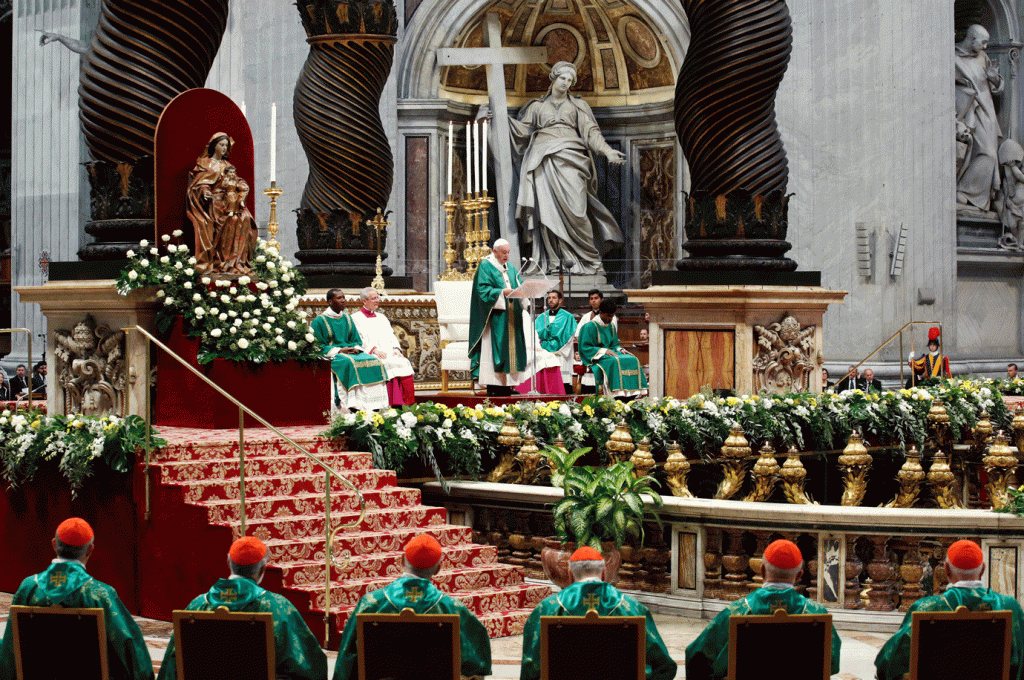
[0,561,153,680]
[578,318,647,393]
[311,312,387,391]
[520,580,676,680]
[685,586,841,680]
[535,308,576,353]
[875,586,1024,680]
[333,575,492,680]
[157,577,327,680]
[468,256,527,378]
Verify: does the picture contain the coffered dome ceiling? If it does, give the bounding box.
[440,0,677,107]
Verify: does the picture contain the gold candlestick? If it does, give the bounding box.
[440,194,460,281]
[368,208,389,295]
[263,181,283,251]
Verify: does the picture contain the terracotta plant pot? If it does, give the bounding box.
[540,538,621,588]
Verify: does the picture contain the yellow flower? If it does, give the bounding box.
[417,414,424,422]
[582,405,594,417]
[532,409,540,416]
[30,419,40,429]
[726,396,741,406]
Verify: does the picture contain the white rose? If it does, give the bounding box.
[252,309,261,316]
[220,294,230,303]
[201,277,211,285]
[172,229,183,237]
[188,257,197,265]
[139,239,149,247]
[249,328,257,336]
[284,287,294,297]
[156,290,165,297]
[192,293,201,301]
[210,307,219,315]
[267,261,276,269]
[160,256,169,264]
[194,307,204,316]
[167,244,177,253]
[228,310,237,317]
[269,280,279,288]
[239,275,251,285]
[263,323,272,331]
[211,328,222,337]
[164,297,175,306]
[256,255,266,263]
[128,270,138,280]
[183,281,192,289]
[257,282,269,291]
[174,261,183,270]
[267,316,276,323]
[305,333,315,343]
[185,268,194,276]
[161,234,171,242]
[287,320,296,329]
[233,318,242,327]
[229,326,238,334]
[140,259,149,268]
[276,336,285,344]
[237,338,249,349]
[126,249,135,258]
[242,312,250,319]
[150,247,159,255]
[287,340,298,351]
[219,313,228,321]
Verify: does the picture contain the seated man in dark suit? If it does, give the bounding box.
[863,367,883,392]
[8,363,29,399]
[834,365,865,392]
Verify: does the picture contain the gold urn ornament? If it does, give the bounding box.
[884,446,926,508]
[927,450,960,509]
[984,431,1018,510]
[515,430,543,483]
[488,415,523,483]
[552,434,568,452]
[714,424,752,500]
[779,447,816,505]
[606,420,636,464]
[664,441,694,498]
[974,411,994,447]
[744,442,780,502]
[838,431,872,507]
[1012,406,1024,457]
[630,436,656,478]
[927,399,953,451]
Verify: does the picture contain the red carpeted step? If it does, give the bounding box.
[224,507,450,542]
[248,525,474,563]
[165,469,397,503]
[200,487,423,523]
[155,451,374,482]
[154,434,335,462]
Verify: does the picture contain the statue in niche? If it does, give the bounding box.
[956,24,1004,214]
[996,139,1024,250]
[186,132,258,275]
[752,315,816,394]
[501,61,626,275]
[54,315,126,416]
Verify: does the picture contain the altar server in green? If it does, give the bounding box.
[0,518,154,680]
[875,539,1024,680]
[520,546,676,680]
[310,288,388,413]
[685,539,841,680]
[469,239,528,396]
[535,288,576,390]
[333,534,492,680]
[157,537,327,680]
[578,298,647,398]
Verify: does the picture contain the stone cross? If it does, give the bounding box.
[437,12,549,267]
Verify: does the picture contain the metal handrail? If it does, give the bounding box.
[0,329,33,409]
[125,325,364,646]
[851,320,943,386]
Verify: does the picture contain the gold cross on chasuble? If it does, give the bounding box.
[582,593,600,610]
[48,571,67,587]
[405,587,424,603]
[220,588,239,603]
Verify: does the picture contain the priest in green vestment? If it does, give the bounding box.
[310,288,389,413]
[685,539,841,680]
[157,537,326,680]
[469,239,528,396]
[0,518,153,680]
[333,534,492,680]
[520,546,676,680]
[535,288,576,389]
[578,298,647,398]
[875,539,1024,680]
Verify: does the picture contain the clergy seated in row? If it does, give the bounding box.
[520,546,676,680]
[349,286,416,406]
[574,289,617,394]
[333,534,492,680]
[157,536,326,680]
[579,299,647,400]
[311,288,389,414]
[535,288,576,394]
[685,539,841,680]
[874,539,1024,680]
[0,517,154,680]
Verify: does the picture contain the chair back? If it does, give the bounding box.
[356,608,461,680]
[172,607,275,680]
[539,609,645,680]
[11,605,108,680]
[434,281,473,344]
[908,605,1012,680]
[727,608,832,680]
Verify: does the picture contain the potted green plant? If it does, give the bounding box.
[541,446,664,588]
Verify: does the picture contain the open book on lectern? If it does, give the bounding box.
[507,278,555,299]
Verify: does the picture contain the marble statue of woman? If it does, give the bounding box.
[507,61,626,276]
[956,24,1004,213]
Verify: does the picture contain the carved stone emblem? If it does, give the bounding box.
[752,314,816,394]
[54,315,127,416]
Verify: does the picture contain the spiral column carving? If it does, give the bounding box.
[674,0,796,271]
[77,0,230,260]
[293,0,398,276]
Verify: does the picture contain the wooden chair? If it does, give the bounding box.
[540,609,646,680]
[171,607,275,680]
[10,604,108,680]
[907,605,1012,680]
[727,608,833,680]
[356,608,461,680]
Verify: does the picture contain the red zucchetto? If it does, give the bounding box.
[570,546,604,562]
[405,534,443,569]
[764,539,803,570]
[946,540,984,570]
[229,537,268,566]
[56,517,94,547]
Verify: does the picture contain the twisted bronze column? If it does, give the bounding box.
[674,0,796,270]
[293,0,398,276]
[78,0,230,260]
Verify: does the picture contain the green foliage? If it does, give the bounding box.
[995,487,1024,517]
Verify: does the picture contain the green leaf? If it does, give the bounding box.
[595,497,615,522]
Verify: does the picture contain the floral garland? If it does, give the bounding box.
[116,231,322,364]
[0,410,166,496]
[323,379,1015,482]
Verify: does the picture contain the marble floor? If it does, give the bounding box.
[0,590,890,678]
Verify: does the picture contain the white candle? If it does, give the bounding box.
[474,121,480,196]
[240,101,246,118]
[270,102,277,183]
[465,121,472,194]
[482,118,488,194]
[447,121,453,196]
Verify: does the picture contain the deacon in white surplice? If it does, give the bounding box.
[350,287,417,406]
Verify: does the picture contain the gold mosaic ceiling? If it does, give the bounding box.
[440,0,677,107]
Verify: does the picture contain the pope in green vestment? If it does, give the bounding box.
[0,561,154,680]
[578,301,647,396]
[332,575,493,680]
[520,579,676,680]
[684,585,841,679]
[157,576,327,680]
[874,585,1024,680]
[469,241,527,385]
[310,290,388,411]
